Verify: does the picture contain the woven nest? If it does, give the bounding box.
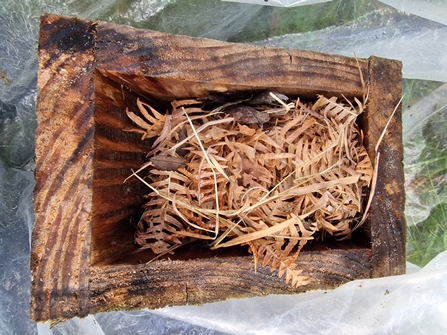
[125,92,373,287]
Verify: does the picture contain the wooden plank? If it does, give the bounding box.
[94,20,368,101]
[88,249,372,314]
[32,14,96,321]
[91,71,149,264]
[366,56,406,276]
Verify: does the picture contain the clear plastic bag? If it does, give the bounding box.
[1,1,446,334]
[254,6,447,82]
[222,0,333,7]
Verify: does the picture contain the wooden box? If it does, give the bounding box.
[31,14,405,321]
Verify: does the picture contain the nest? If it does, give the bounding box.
[125,92,373,287]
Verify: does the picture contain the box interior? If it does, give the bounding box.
[91,70,371,267]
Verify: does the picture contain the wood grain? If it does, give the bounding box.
[366,57,406,276]
[91,72,149,265]
[31,14,405,322]
[88,249,372,314]
[32,14,96,321]
[94,20,368,102]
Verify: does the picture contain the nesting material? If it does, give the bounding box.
[125,92,373,287]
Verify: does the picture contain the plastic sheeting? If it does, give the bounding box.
[403,83,447,226]
[378,0,447,26]
[254,6,447,82]
[1,1,446,334]
[223,0,333,7]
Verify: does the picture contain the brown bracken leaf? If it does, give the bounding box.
[225,105,270,126]
[150,155,186,171]
[126,92,373,289]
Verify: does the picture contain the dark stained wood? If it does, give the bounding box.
[32,14,96,321]
[366,57,406,276]
[91,72,149,265]
[88,249,372,314]
[31,13,405,322]
[94,20,368,102]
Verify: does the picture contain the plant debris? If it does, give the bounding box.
[124,92,373,288]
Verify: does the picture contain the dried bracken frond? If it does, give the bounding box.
[125,91,373,288]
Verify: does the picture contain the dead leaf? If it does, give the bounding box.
[126,92,373,289]
[249,91,289,106]
[238,124,256,136]
[150,155,186,171]
[225,105,270,126]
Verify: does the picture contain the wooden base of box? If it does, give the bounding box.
[31,14,405,321]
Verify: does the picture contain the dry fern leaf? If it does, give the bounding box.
[126,93,373,289]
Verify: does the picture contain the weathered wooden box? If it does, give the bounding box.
[31,14,405,321]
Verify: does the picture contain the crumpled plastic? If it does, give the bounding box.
[254,5,447,82]
[1,1,446,334]
[403,83,447,226]
[378,0,447,26]
[223,0,333,7]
